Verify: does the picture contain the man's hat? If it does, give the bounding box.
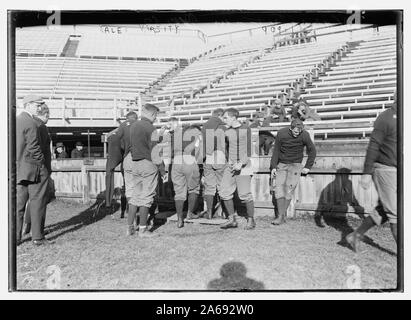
[56,142,64,148]
[23,95,44,105]
[75,141,83,147]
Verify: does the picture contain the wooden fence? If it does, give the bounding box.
[50,139,379,218]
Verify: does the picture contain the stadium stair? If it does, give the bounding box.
[291,28,396,138]
[164,37,351,125]
[143,62,187,102]
[60,38,80,57]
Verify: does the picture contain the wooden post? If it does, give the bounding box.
[309,127,315,142]
[137,93,142,119]
[87,129,91,159]
[289,88,295,99]
[280,94,287,105]
[49,137,53,159]
[62,97,66,126]
[113,98,118,126]
[301,77,307,87]
[81,164,90,204]
[103,135,107,158]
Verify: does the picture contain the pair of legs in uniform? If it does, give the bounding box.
[123,153,158,238]
[346,163,397,252]
[171,155,200,228]
[271,163,303,225]
[203,163,256,230]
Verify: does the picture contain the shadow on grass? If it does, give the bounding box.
[360,235,397,257]
[207,261,265,291]
[314,168,396,256]
[44,191,120,241]
[314,169,361,243]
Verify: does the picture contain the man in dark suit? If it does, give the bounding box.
[23,103,53,236]
[16,95,51,246]
[105,111,138,215]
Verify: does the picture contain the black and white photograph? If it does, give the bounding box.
[4,6,405,297]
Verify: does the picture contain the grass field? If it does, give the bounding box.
[16,199,398,291]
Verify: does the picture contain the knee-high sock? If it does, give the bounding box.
[205,195,214,215]
[284,198,291,217]
[223,200,235,217]
[187,193,198,213]
[276,197,286,217]
[245,201,254,218]
[105,169,115,207]
[138,206,150,227]
[24,204,31,225]
[175,200,185,221]
[121,195,127,214]
[127,204,138,226]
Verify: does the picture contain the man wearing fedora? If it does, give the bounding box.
[16,95,51,246]
[23,103,54,237]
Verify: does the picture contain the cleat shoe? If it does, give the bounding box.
[220,217,238,229]
[271,217,286,225]
[126,225,135,236]
[177,219,184,228]
[244,218,256,230]
[32,238,52,246]
[186,212,199,220]
[138,229,157,238]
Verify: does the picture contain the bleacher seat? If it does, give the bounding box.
[15,23,397,139]
[76,32,215,60]
[300,26,396,122]
[16,28,71,56]
[156,37,349,125]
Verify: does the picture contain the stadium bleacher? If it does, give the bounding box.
[300,26,396,125]
[149,24,301,103]
[16,28,71,56]
[16,56,177,122]
[156,37,349,124]
[76,32,216,60]
[14,24,397,140]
